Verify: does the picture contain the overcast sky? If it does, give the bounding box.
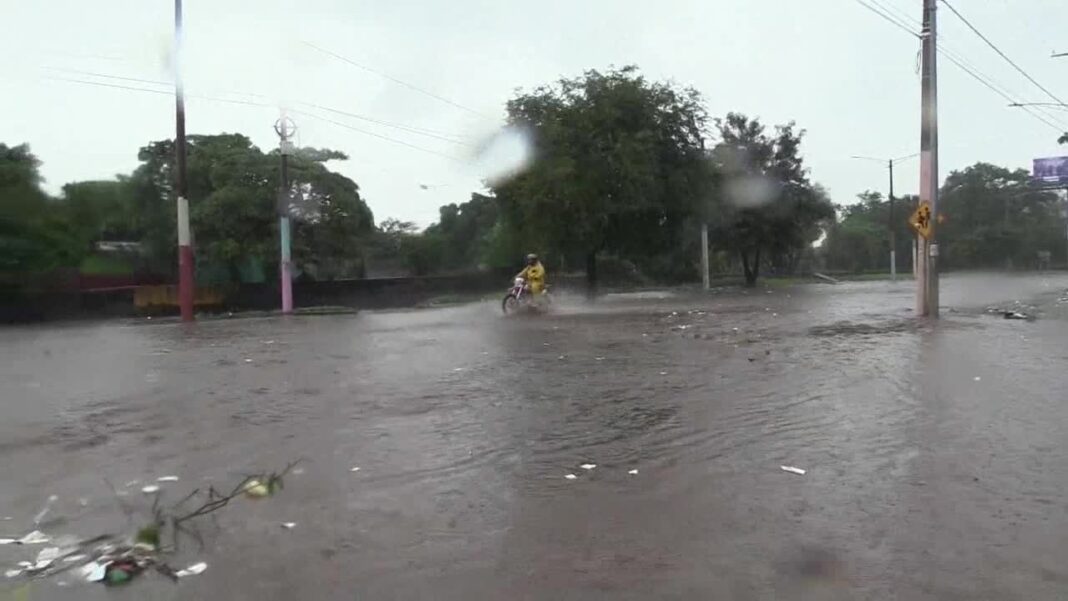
[3,0,1067,226]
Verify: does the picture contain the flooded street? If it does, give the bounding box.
[3,274,1068,600]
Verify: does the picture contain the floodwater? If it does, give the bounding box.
[2,273,1068,600]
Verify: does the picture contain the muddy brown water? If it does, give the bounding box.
[2,273,1068,600]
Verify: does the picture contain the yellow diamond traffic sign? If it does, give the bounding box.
[909,201,933,239]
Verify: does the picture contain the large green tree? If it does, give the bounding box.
[492,66,710,287]
[938,162,1063,269]
[0,143,83,282]
[710,113,834,285]
[128,134,374,281]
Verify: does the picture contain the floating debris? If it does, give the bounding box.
[280,522,297,530]
[157,476,180,483]
[564,474,577,480]
[780,466,806,476]
[175,562,207,578]
[18,531,50,545]
[579,463,597,471]
[595,357,605,361]
[82,561,108,582]
[973,376,981,382]
[1003,311,1031,320]
[33,495,57,525]
[242,480,270,499]
[349,467,361,473]
[628,469,639,475]
[244,358,253,363]
[141,485,160,495]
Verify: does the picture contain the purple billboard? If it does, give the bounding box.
[1033,156,1068,184]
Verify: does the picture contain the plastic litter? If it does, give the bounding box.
[564,474,577,480]
[28,547,60,572]
[595,357,605,361]
[349,467,361,472]
[83,562,108,582]
[1003,311,1030,320]
[18,531,50,545]
[33,495,57,525]
[243,479,270,498]
[141,485,160,494]
[281,522,297,530]
[579,463,596,470]
[157,476,180,482]
[628,469,639,475]
[973,376,981,382]
[175,562,207,578]
[780,466,806,476]
[244,358,253,363]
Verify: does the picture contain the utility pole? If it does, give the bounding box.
[700,223,710,290]
[888,159,896,281]
[851,152,917,281]
[918,0,940,317]
[275,117,296,314]
[174,0,194,322]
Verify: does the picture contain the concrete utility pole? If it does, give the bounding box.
[275,117,296,314]
[700,223,710,290]
[174,0,194,322]
[917,0,940,317]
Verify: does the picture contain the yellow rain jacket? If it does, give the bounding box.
[518,261,546,294]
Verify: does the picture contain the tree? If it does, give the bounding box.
[710,114,834,285]
[127,135,374,282]
[938,162,1062,269]
[423,193,500,271]
[492,66,710,288]
[62,180,138,250]
[0,143,83,282]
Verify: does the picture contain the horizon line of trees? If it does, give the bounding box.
[4,66,1064,297]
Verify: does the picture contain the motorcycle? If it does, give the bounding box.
[501,277,549,315]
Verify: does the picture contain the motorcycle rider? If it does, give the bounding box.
[516,253,546,296]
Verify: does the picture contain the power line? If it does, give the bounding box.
[43,76,466,162]
[301,41,492,120]
[290,109,467,163]
[299,102,474,146]
[940,0,1068,109]
[852,0,920,38]
[853,0,1068,133]
[33,65,477,143]
[936,51,1066,132]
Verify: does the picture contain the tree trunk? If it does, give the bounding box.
[740,249,760,287]
[585,250,598,297]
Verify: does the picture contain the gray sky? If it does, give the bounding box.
[3,0,1067,227]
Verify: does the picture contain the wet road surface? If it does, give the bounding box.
[2,273,1068,600]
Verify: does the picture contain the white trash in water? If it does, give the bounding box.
[564,474,577,480]
[176,562,208,578]
[628,469,639,475]
[141,485,160,494]
[350,467,361,472]
[18,531,50,545]
[281,522,297,530]
[82,562,108,582]
[157,476,180,482]
[973,376,981,382]
[579,463,596,470]
[780,466,806,476]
